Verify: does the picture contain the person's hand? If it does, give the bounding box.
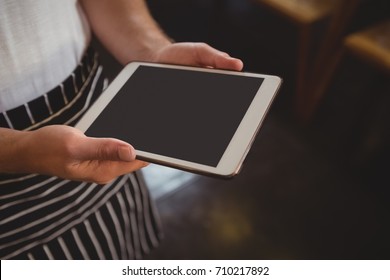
[149,42,244,71]
[18,125,147,184]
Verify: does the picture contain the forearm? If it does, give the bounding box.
[0,128,30,174]
[80,0,172,64]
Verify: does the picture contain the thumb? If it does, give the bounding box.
[77,137,136,162]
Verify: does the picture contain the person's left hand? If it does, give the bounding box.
[149,42,244,71]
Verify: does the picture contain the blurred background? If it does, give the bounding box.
[101,0,390,259]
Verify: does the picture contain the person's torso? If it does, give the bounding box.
[0,0,91,112]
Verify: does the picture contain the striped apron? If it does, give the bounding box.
[0,47,162,259]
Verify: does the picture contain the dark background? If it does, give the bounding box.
[100,0,390,259]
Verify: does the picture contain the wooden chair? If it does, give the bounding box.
[254,0,337,23]
[304,19,390,122]
[253,0,339,114]
[296,0,361,121]
[345,20,390,74]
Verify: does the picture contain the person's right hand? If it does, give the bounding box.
[15,125,147,184]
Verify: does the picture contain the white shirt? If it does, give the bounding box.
[0,0,91,112]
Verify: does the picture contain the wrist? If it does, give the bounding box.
[0,128,31,174]
[121,36,173,64]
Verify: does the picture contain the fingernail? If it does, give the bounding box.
[118,146,135,162]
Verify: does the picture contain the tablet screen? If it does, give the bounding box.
[85,65,264,167]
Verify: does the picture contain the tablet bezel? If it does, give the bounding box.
[76,62,282,178]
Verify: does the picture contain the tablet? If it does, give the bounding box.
[76,62,282,178]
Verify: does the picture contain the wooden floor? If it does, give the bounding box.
[146,113,390,259]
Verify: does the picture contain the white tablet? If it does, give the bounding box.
[76,62,282,178]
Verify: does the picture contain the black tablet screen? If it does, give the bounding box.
[86,66,264,167]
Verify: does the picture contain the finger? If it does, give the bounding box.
[193,43,244,71]
[91,160,149,184]
[76,137,136,162]
[114,160,149,175]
